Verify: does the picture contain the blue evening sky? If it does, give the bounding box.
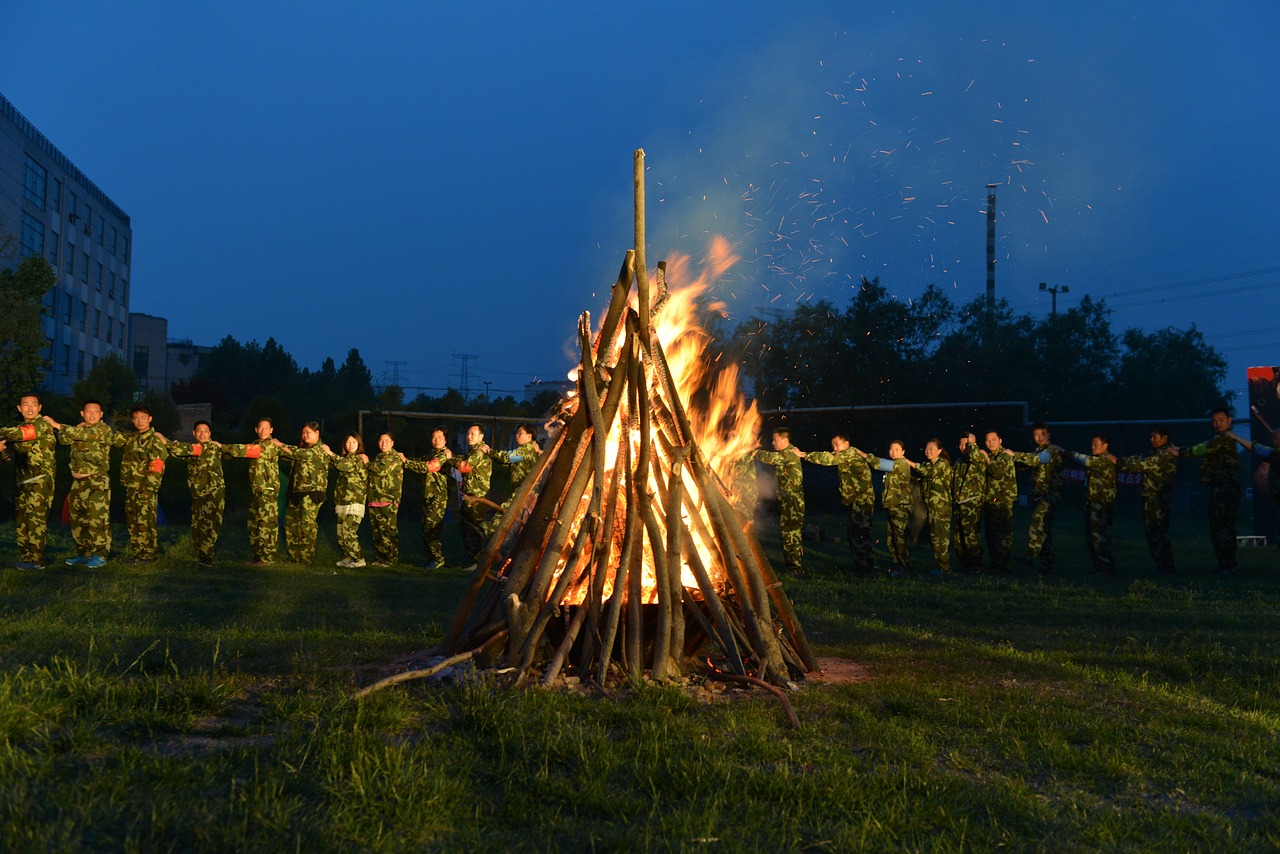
[3,2,1278,405]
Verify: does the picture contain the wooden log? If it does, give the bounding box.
[578,424,629,672]
[595,250,635,366]
[641,493,673,680]
[664,445,688,668]
[634,148,650,343]
[353,631,506,699]
[744,528,819,674]
[541,599,589,686]
[625,345,644,677]
[595,394,638,683]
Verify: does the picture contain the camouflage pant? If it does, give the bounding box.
[885,504,911,570]
[422,496,446,562]
[369,503,399,563]
[191,493,224,563]
[285,493,322,564]
[925,508,952,572]
[845,503,875,574]
[1207,483,1241,569]
[15,476,55,563]
[1142,494,1174,572]
[984,501,1014,573]
[953,501,983,571]
[777,493,805,574]
[336,508,364,562]
[69,475,111,557]
[248,490,280,563]
[125,487,159,560]
[1025,494,1059,570]
[459,497,489,563]
[1085,501,1115,572]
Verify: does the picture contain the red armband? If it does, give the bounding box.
[245,444,262,459]
[149,458,165,474]
[19,423,37,442]
[426,459,441,473]
[191,444,203,456]
[458,462,473,474]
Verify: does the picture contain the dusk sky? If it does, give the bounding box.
[4,3,1278,406]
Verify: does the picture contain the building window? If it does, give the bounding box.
[122,236,129,264]
[121,278,128,305]
[81,253,89,284]
[96,215,104,245]
[118,326,125,348]
[95,262,103,292]
[52,178,62,213]
[21,212,44,258]
[108,271,116,299]
[68,191,79,224]
[133,345,149,380]
[94,309,101,337]
[47,234,58,266]
[110,226,117,254]
[77,351,85,380]
[23,156,47,208]
[80,300,87,332]
[61,344,71,376]
[65,242,75,275]
[106,317,113,343]
[83,205,92,236]
[63,293,72,325]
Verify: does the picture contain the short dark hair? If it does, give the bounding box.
[379,431,395,442]
[518,423,537,437]
[773,428,790,440]
[1210,407,1231,419]
[257,417,274,427]
[19,392,41,404]
[130,404,151,416]
[81,399,103,410]
[832,432,850,444]
[1031,421,1049,432]
[1093,433,1110,446]
[193,420,211,431]
[1150,424,1170,439]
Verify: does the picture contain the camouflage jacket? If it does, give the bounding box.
[59,422,114,480]
[1116,448,1178,501]
[330,454,368,505]
[754,447,803,501]
[726,453,759,515]
[913,457,953,517]
[448,444,492,497]
[1184,431,1241,489]
[1074,451,1117,505]
[866,454,912,507]
[952,444,988,505]
[168,440,225,499]
[278,442,330,495]
[405,447,450,503]
[489,440,541,488]
[113,428,169,491]
[2,417,58,482]
[366,450,404,504]
[1252,444,1280,498]
[984,446,1017,506]
[804,447,874,509]
[1012,444,1064,500]
[221,440,281,497]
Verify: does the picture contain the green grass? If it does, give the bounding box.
[1,506,1278,851]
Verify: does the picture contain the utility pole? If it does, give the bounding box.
[483,380,492,399]
[451,353,478,400]
[985,183,999,308]
[1038,282,1070,316]
[384,360,407,388]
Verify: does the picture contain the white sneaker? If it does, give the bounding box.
[336,558,351,567]
[348,558,366,568]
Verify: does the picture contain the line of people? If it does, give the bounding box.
[1,392,543,571]
[746,408,1268,578]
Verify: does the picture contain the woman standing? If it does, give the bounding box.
[909,439,953,574]
[330,432,369,568]
[276,422,332,565]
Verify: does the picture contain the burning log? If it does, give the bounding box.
[436,152,815,688]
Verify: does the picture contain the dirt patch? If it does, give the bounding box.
[807,656,872,685]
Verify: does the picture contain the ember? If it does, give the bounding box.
[443,151,816,687]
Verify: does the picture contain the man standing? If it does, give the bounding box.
[800,433,876,574]
[1173,408,1242,574]
[2,393,57,569]
[276,422,332,565]
[49,400,114,568]
[112,404,169,563]
[753,428,805,576]
[868,440,913,576]
[1009,422,1064,575]
[447,424,494,568]
[983,430,1017,574]
[222,418,283,566]
[1073,434,1118,576]
[486,424,542,492]
[951,432,987,574]
[405,427,452,569]
[366,432,404,567]
[1116,425,1179,574]
[168,420,225,567]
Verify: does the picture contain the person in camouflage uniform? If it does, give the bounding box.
[983,430,1017,574]
[727,451,760,524]
[1227,427,1280,547]
[404,427,451,569]
[908,439,953,573]
[800,433,876,574]
[49,401,114,567]
[1174,408,1242,573]
[221,418,283,565]
[1008,422,1064,575]
[112,404,169,563]
[951,432,987,574]
[167,420,225,567]
[330,432,369,568]
[1072,434,1118,576]
[753,428,805,575]
[480,424,542,537]
[868,441,913,574]
[446,424,495,567]
[1117,425,1178,574]
[2,393,58,569]
[276,422,333,565]
[366,432,405,566]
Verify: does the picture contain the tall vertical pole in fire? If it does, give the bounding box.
[985,182,999,308]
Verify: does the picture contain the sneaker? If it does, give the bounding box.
[65,556,89,567]
[15,561,46,570]
[427,560,445,571]
[348,558,366,568]
[463,563,478,574]
[369,560,392,568]
[336,558,352,568]
[85,556,107,569]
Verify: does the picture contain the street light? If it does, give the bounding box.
[1039,282,1069,316]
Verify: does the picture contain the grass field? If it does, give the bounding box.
[1,505,1278,851]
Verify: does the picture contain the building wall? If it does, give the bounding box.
[128,312,168,392]
[0,91,132,397]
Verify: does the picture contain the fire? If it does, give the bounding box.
[555,236,761,606]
